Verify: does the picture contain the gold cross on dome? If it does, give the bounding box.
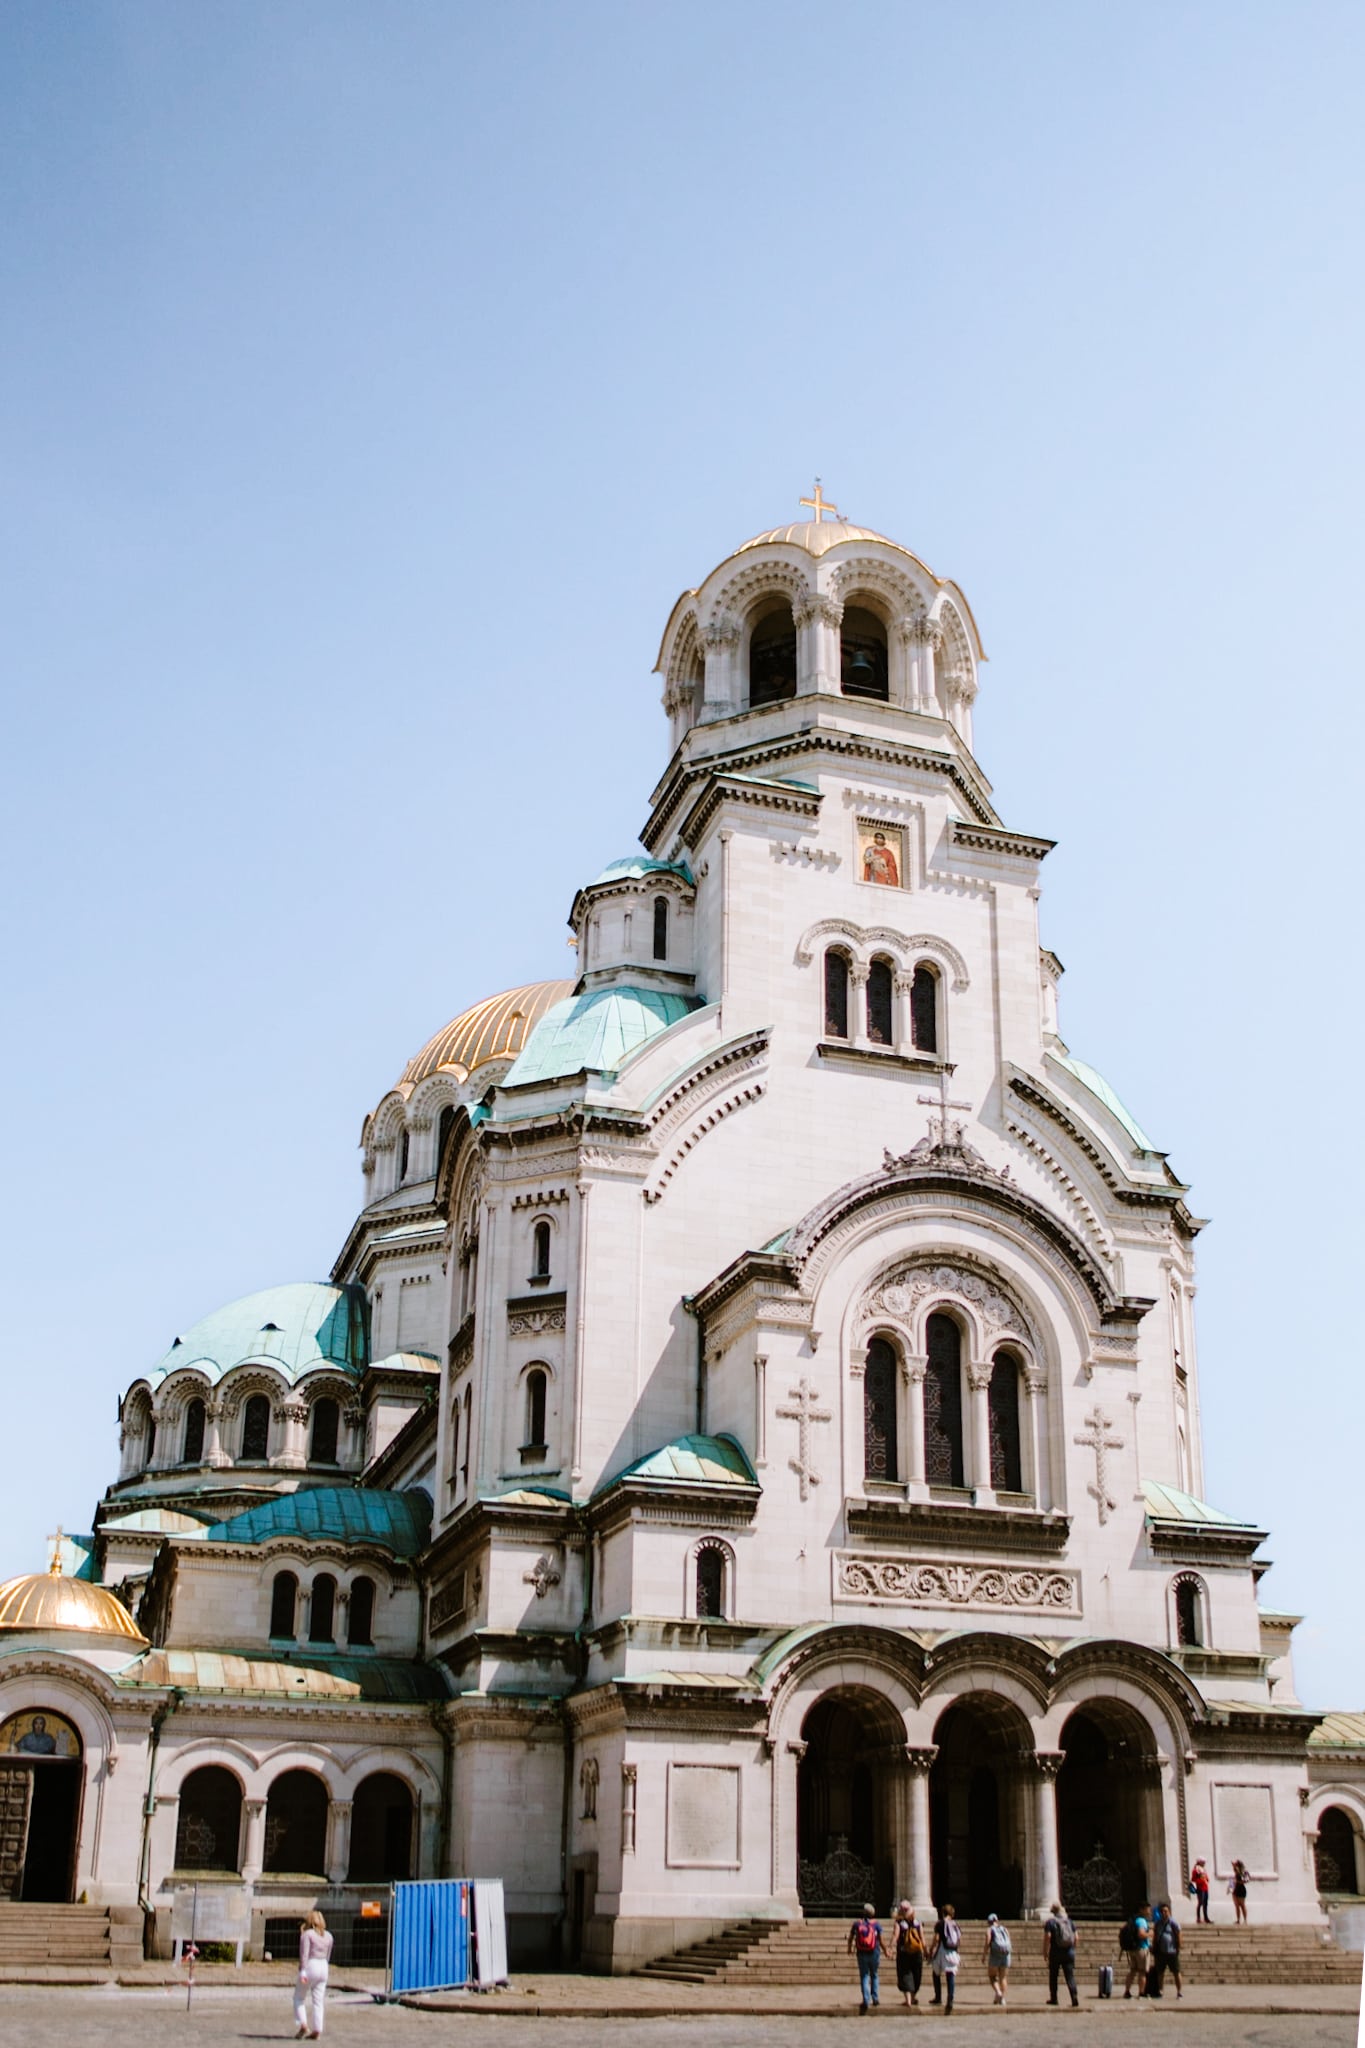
[46,1526,65,1576]
[800,478,841,523]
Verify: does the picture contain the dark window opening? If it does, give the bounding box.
[863,1336,900,1480]
[269,1571,297,1640]
[925,1312,965,1487]
[436,1104,456,1177]
[840,605,889,699]
[652,896,668,961]
[988,1353,1023,1492]
[348,1772,414,1883]
[532,1220,552,1279]
[749,603,797,707]
[240,1394,271,1462]
[911,964,939,1053]
[348,1575,375,1647]
[175,1766,242,1873]
[310,1397,340,1465]
[182,1398,206,1465]
[524,1369,547,1450]
[309,1574,336,1644]
[146,1416,157,1463]
[1175,1577,1202,1647]
[824,951,850,1038]
[263,1769,327,1876]
[1315,1808,1359,1895]
[696,1547,726,1619]
[397,1128,410,1182]
[866,958,894,1045]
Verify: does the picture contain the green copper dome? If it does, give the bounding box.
[205,1485,431,1556]
[150,1283,368,1387]
[502,986,701,1088]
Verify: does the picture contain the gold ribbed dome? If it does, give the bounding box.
[0,1568,147,1644]
[400,979,573,1088]
[737,519,939,573]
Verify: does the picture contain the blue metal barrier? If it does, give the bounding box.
[388,1878,471,1995]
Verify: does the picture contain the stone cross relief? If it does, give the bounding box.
[1074,1407,1124,1524]
[916,1067,972,1148]
[523,1555,561,1598]
[776,1377,832,1502]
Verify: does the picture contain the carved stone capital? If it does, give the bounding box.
[1032,1749,1067,1779]
[966,1361,994,1393]
[794,592,843,628]
[704,614,741,649]
[904,1744,939,1775]
[895,612,928,644]
[901,1353,929,1386]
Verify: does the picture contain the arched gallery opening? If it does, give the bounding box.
[263,1769,328,1877]
[0,1708,83,1902]
[348,1772,415,1882]
[928,1696,1029,1918]
[796,1688,901,1914]
[1056,1702,1164,1916]
[174,1765,243,1872]
[1315,1806,1363,1896]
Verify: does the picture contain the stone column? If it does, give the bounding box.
[770,1737,806,1908]
[620,1764,637,1856]
[702,617,740,718]
[904,1747,938,1909]
[918,618,944,714]
[1022,1366,1047,1508]
[902,1355,928,1498]
[273,1400,308,1471]
[241,1799,268,1883]
[326,1799,353,1886]
[848,964,870,1048]
[967,1360,994,1497]
[795,592,843,694]
[894,972,915,1052]
[149,1791,180,1887]
[1031,1753,1065,1916]
[343,1403,367,1472]
[203,1401,230,1469]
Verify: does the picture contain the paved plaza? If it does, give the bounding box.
[0,1985,1359,2048]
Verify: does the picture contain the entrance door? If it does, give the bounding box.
[0,1710,83,1904]
[797,1690,899,1914]
[928,1698,1028,1917]
[1055,1706,1160,1916]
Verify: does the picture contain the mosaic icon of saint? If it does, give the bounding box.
[863,830,900,887]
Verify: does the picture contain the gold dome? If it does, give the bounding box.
[400,979,573,1089]
[0,1567,147,1644]
[737,519,940,574]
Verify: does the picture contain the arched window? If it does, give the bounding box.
[866,958,894,1045]
[397,1127,410,1183]
[824,950,850,1038]
[1315,1807,1361,1895]
[240,1394,271,1461]
[348,1772,414,1883]
[263,1769,327,1876]
[652,896,668,961]
[911,964,939,1054]
[309,1574,336,1644]
[146,1415,158,1463]
[436,1104,456,1176]
[863,1336,899,1481]
[348,1575,375,1647]
[749,601,797,707]
[523,1369,548,1452]
[269,1570,298,1639]
[840,605,889,699]
[309,1398,340,1465]
[531,1219,552,1280]
[988,1353,1023,1493]
[174,1766,242,1873]
[1173,1574,1204,1647]
[924,1312,965,1487]
[695,1544,727,1619]
[182,1398,206,1465]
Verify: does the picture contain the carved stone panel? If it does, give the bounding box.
[835,1552,1080,1616]
[667,1763,740,1868]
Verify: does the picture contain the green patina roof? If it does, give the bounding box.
[205,1486,431,1556]
[589,855,695,887]
[1310,1713,1365,1749]
[603,1433,758,1493]
[150,1282,368,1387]
[1143,1480,1257,1527]
[116,1647,449,1702]
[502,986,702,1088]
[1051,1053,1157,1153]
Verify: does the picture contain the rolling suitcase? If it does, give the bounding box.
[1098,1964,1114,1999]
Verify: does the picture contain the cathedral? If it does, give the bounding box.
[2,499,1363,1970]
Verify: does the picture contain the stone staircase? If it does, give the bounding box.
[639,1917,1361,1988]
[0,1903,143,1970]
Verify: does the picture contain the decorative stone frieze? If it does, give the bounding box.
[834,1552,1080,1616]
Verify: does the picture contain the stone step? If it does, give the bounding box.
[0,1905,117,1966]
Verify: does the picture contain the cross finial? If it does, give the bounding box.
[917,1066,973,1149]
[799,477,841,524]
[46,1526,65,1577]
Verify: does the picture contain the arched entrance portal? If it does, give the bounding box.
[0,1709,83,1902]
[797,1689,900,1915]
[929,1696,1028,1917]
[1056,1703,1164,1916]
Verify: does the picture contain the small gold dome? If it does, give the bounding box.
[0,1567,147,1644]
[400,978,574,1088]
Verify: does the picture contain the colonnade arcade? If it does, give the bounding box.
[772,1634,1180,1921]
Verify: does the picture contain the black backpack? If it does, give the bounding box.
[1119,1920,1138,1953]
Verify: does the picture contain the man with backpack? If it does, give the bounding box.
[1121,1907,1152,1998]
[846,1901,888,2013]
[929,1904,961,2012]
[982,1912,1013,2005]
[1042,1899,1080,2007]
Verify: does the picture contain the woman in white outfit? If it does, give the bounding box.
[294,1909,333,2039]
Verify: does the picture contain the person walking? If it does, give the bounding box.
[293,1909,333,2040]
[930,1905,962,2014]
[982,1913,1012,2005]
[846,1902,888,2014]
[1190,1858,1211,1923]
[892,1901,926,2008]
[1230,1858,1250,1924]
[1148,1903,1182,2000]
[1121,1907,1151,1999]
[1042,1900,1080,2008]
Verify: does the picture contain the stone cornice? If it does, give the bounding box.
[1146,1519,1268,1565]
[587,1479,760,1539]
[845,1498,1071,1556]
[1007,1071,1204,1238]
[679,771,823,850]
[947,819,1055,863]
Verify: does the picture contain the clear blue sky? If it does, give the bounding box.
[2,3,1361,1704]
